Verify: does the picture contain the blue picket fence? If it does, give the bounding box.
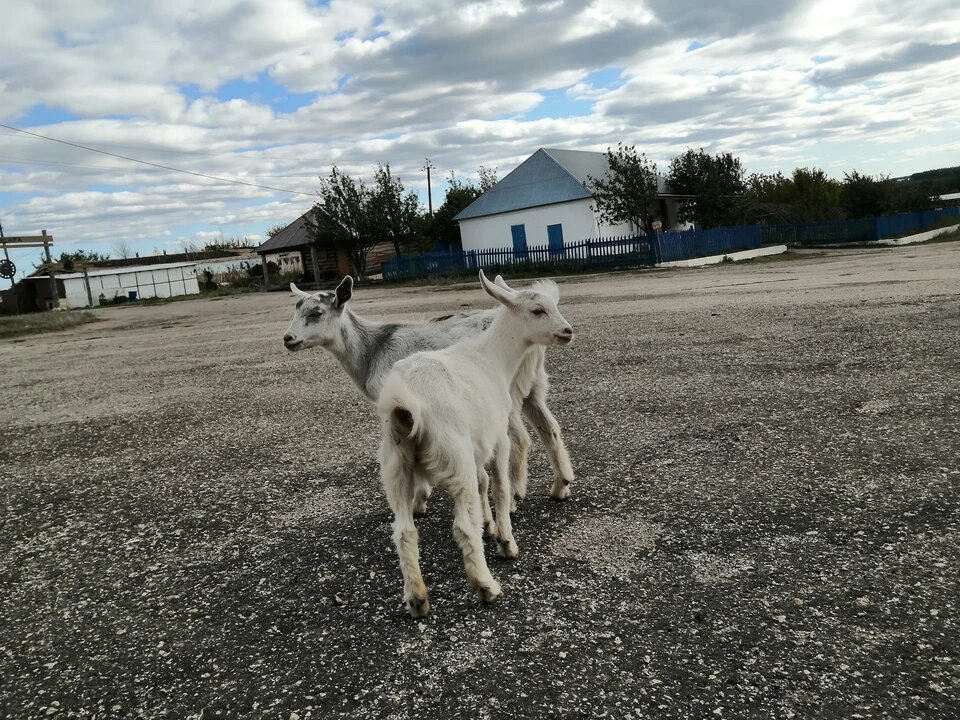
[761,206,960,246]
[382,224,763,281]
[381,205,959,280]
[656,225,762,262]
[875,207,959,239]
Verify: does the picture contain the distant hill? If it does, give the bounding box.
[895,165,960,196]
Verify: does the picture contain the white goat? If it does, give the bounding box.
[377,271,574,617]
[284,276,576,507]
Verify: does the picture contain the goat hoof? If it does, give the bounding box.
[484,521,498,538]
[405,594,431,618]
[476,581,502,603]
[413,504,430,518]
[496,539,519,560]
[550,482,572,501]
[510,498,519,514]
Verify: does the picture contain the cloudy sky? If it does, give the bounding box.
[2,0,959,275]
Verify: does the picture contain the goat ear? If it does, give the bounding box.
[334,276,353,308]
[290,283,312,299]
[479,270,519,311]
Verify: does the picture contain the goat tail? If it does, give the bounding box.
[390,404,420,441]
[379,375,424,444]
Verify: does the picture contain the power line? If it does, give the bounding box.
[0,155,164,172]
[0,122,319,198]
[0,156,323,182]
[0,128,325,162]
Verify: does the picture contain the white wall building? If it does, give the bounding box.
[51,262,200,308]
[194,252,303,284]
[454,148,689,254]
[266,251,304,275]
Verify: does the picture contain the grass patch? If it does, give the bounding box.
[378,263,668,289]
[890,218,960,240]
[733,249,821,265]
[106,285,262,309]
[0,311,99,339]
[914,226,960,245]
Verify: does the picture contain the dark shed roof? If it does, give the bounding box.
[256,211,315,254]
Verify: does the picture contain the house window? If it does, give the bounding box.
[547,224,565,257]
[511,224,528,260]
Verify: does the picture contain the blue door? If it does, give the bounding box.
[547,223,565,257]
[511,224,528,260]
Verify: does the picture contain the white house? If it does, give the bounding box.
[454,148,689,253]
[30,261,200,309]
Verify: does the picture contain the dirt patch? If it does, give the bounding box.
[2,243,959,719]
[550,511,665,576]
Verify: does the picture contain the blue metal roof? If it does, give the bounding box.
[453,149,590,221]
[453,148,673,222]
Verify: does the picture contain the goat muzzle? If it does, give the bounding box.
[283,335,304,351]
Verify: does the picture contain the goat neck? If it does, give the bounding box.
[328,309,384,400]
[473,307,536,380]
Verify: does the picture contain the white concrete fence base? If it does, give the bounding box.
[877,224,960,246]
[656,244,788,268]
[653,222,959,269]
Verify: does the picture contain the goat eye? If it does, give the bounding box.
[531,308,547,317]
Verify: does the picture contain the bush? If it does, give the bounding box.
[98,294,130,306]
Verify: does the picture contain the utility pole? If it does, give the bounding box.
[43,230,59,308]
[422,158,436,216]
[0,219,9,277]
[0,220,15,291]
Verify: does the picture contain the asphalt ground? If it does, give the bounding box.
[1,244,958,719]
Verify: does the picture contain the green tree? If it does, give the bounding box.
[266,224,287,239]
[56,249,110,271]
[841,171,897,219]
[890,180,935,214]
[745,166,935,224]
[429,174,483,249]
[306,166,379,278]
[370,164,422,258]
[667,148,746,228]
[839,170,934,217]
[790,167,844,220]
[478,165,499,193]
[742,171,798,223]
[202,236,253,251]
[588,143,659,233]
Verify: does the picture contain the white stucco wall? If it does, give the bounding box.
[55,263,200,308]
[61,278,91,309]
[458,199,634,253]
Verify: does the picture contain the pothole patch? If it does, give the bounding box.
[856,398,894,414]
[687,551,754,583]
[550,512,666,575]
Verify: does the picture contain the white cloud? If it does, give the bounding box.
[1,0,958,267]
